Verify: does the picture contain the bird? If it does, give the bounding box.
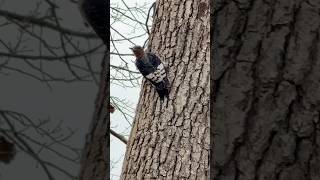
[0,136,16,164]
[130,45,170,101]
[78,0,108,45]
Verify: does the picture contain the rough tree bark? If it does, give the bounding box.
[120,0,210,179]
[212,0,320,179]
[78,53,109,180]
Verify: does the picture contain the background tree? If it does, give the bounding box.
[120,0,210,179]
[79,55,110,180]
[0,0,152,179]
[212,0,320,179]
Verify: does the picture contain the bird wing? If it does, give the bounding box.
[145,63,166,83]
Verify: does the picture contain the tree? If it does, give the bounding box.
[120,0,210,179]
[79,55,110,180]
[212,0,320,179]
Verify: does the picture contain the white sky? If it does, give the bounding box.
[110,0,155,179]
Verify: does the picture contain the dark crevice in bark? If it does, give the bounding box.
[254,130,277,180]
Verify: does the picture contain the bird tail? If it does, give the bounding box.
[157,88,169,101]
[155,78,170,101]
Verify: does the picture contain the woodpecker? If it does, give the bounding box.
[130,46,170,101]
[78,0,108,45]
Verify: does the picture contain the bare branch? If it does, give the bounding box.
[110,129,127,144]
[0,9,98,38]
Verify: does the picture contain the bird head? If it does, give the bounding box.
[130,45,144,59]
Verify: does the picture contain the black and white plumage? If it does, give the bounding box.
[78,0,108,45]
[135,52,170,101]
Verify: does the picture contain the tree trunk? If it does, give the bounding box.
[212,0,320,179]
[79,53,109,180]
[120,0,210,179]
